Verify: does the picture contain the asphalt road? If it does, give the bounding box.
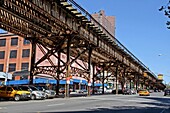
[0,92,170,113]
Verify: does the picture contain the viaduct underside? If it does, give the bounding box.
[0,0,165,96]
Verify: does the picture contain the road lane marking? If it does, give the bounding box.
[47,103,65,107]
[0,107,7,110]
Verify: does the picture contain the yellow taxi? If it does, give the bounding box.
[0,86,31,101]
[138,89,150,96]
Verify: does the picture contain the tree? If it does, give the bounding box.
[159,1,170,29]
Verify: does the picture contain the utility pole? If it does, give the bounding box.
[5,39,10,85]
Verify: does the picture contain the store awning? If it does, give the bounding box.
[33,78,49,84]
[94,83,108,87]
[7,79,29,85]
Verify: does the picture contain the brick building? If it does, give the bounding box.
[0,32,32,80]
[91,10,116,37]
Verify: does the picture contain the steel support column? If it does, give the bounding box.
[115,64,119,95]
[92,63,95,95]
[135,75,139,90]
[56,51,61,95]
[65,37,71,98]
[102,64,105,94]
[130,79,132,89]
[143,78,146,89]
[87,46,92,96]
[134,75,137,90]
[29,39,36,85]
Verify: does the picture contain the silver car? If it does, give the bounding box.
[18,85,46,100]
[35,85,56,99]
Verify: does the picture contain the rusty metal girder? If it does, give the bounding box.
[34,66,58,77]
[33,65,66,80]
[0,0,68,38]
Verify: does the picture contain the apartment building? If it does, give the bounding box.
[0,31,32,80]
[91,10,116,37]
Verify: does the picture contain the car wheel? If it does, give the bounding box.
[31,95,36,100]
[14,95,20,101]
[45,94,48,99]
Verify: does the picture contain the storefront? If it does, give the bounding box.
[0,72,12,85]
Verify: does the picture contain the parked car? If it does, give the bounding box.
[35,85,56,99]
[138,89,150,96]
[123,89,136,95]
[164,89,170,96]
[76,89,87,94]
[59,88,72,94]
[131,89,137,94]
[105,88,113,93]
[149,89,154,93]
[112,89,123,94]
[91,88,102,94]
[0,86,31,101]
[123,89,132,95]
[18,85,46,100]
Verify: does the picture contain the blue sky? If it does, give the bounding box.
[74,0,170,84]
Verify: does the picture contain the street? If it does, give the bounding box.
[0,92,170,113]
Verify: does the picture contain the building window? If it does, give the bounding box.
[8,63,16,72]
[23,39,30,45]
[21,63,29,70]
[10,50,17,58]
[0,64,4,71]
[0,51,5,59]
[22,49,30,58]
[11,37,18,46]
[0,39,6,46]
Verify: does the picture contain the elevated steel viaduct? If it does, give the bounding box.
[0,0,165,96]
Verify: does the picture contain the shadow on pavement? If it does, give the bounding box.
[138,96,170,107]
[32,106,170,113]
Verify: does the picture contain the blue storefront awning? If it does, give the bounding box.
[72,79,87,84]
[82,80,87,84]
[48,79,74,85]
[94,83,108,87]
[33,78,49,84]
[6,79,87,85]
[49,79,57,84]
[73,79,80,83]
[7,79,29,85]
[60,80,73,85]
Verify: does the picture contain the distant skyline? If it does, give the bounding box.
[74,0,170,84]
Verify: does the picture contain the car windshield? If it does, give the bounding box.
[140,89,147,92]
[36,86,49,90]
[41,86,49,90]
[29,86,39,91]
[13,86,23,91]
